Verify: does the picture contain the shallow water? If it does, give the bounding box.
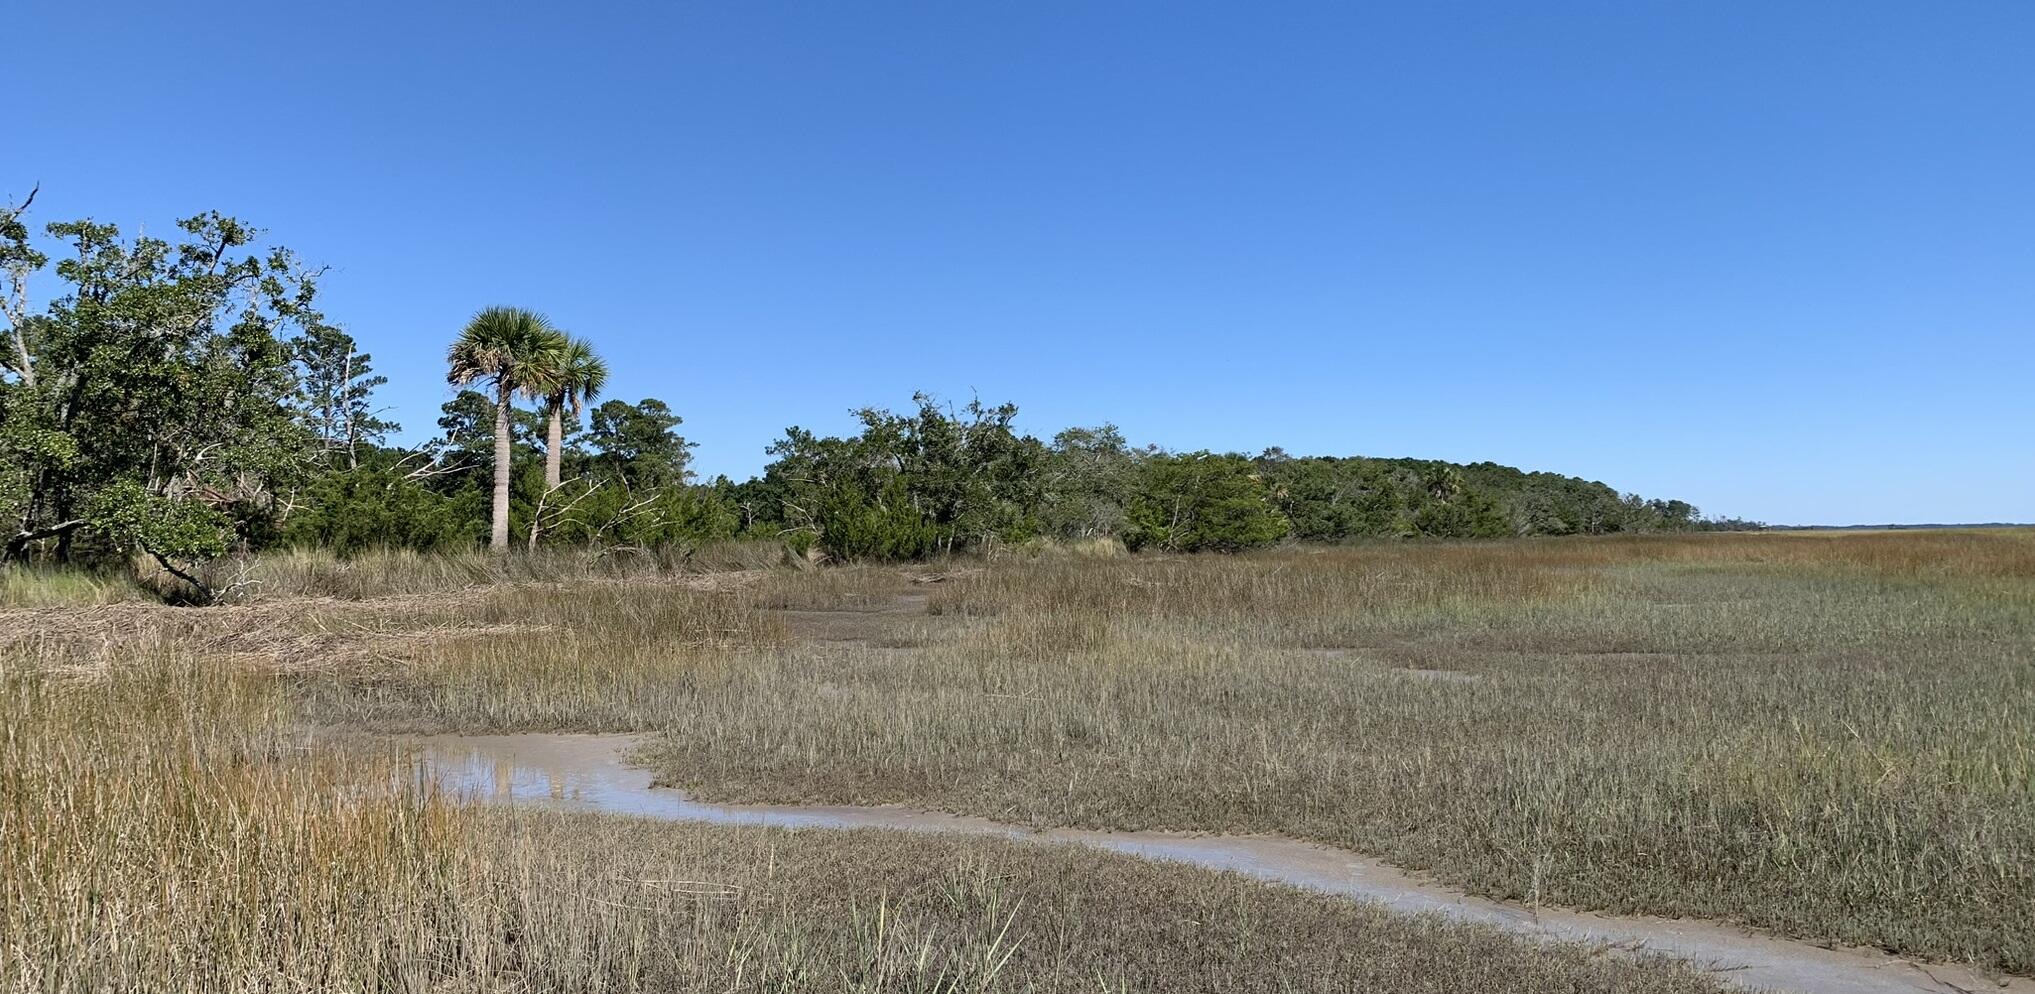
[413,733,2029,994]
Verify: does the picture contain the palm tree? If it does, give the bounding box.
[525,334,609,492]
[446,307,564,551]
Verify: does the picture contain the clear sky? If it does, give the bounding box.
[12,2,2032,525]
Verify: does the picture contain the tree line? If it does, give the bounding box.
[0,201,1753,596]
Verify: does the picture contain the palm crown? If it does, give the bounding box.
[526,334,609,417]
[445,306,564,396]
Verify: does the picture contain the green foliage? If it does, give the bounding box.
[813,476,944,561]
[522,475,739,550]
[586,398,693,487]
[1040,425,1139,539]
[1,205,322,568]
[739,396,1730,561]
[522,334,609,418]
[291,321,396,466]
[444,308,566,401]
[377,391,725,557]
[637,485,740,546]
[523,333,608,489]
[1256,455,1701,540]
[1123,452,1289,552]
[1259,451,1404,539]
[83,481,232,598]
[1408,489,1511,538]
[430,389,537,489]
[761,395,1046,561]
[283,461,485,554]
[1456,460,1697,534]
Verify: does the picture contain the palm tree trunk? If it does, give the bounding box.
[544,400,564,491]
[491,384,512,551]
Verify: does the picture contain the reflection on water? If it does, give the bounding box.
[416,734,1026,833]
[407,733,2029,994]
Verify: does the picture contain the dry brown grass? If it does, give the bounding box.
[2,637,1738,994]
[10,530,2033,984]
[236,531,2035,975]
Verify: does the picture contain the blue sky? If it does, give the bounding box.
[12,2,2032,525]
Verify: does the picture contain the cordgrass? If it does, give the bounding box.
[238,540,791,600]
[275,530,2035,976]
[2,638,1738,993]
[0,566,144,608]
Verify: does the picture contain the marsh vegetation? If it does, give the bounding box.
[6,529,2031,990]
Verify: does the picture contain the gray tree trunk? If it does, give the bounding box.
[544,401,564,491]
[491,385,512,551]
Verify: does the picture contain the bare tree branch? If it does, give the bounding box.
[2,183,42,388]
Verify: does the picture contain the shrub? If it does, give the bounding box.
[1122,452,1289,552]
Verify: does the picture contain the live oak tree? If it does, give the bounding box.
[760,394,1048,561]
[0,202,324,597]
[1041,424,1140,540]
[587,398,693,488]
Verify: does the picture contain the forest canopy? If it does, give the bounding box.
[0,198,1754,593]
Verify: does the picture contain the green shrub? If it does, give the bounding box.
[1122,452,1289,552]
[285,466,485,554]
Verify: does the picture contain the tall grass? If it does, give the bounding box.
[0,566,143,608]
[239,540,789,600]
[1,640,1734,993]
[0,655,461,989]
[284,531,2035,974]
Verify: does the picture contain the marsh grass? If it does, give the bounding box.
[0,566,144,608]
[1,656,460,989]
[237,540,789,599]
[1,642,1735,994]
[269,531,2035,974]
[11,530,2032,983]
[299,583,789,732]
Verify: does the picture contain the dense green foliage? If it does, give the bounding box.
[0,205,329,596]
[1124,452,1290,552]
[1254,454,1696,542]
[281,455,485,554]
[744,396,1046,560]
[0,197,1745,588]
[732,397,1727,560]
[0,199,737,594]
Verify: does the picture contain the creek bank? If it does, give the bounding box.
[411,733,2029,994]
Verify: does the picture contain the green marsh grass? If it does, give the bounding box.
[0,566,144,608]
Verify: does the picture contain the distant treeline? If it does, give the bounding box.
[287,393,1754,564]
[0,202,1755,593]
[711,396,1756,560]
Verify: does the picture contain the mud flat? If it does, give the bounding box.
[411,733,2031,994]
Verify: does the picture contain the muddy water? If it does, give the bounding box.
[412,733,2028,994]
